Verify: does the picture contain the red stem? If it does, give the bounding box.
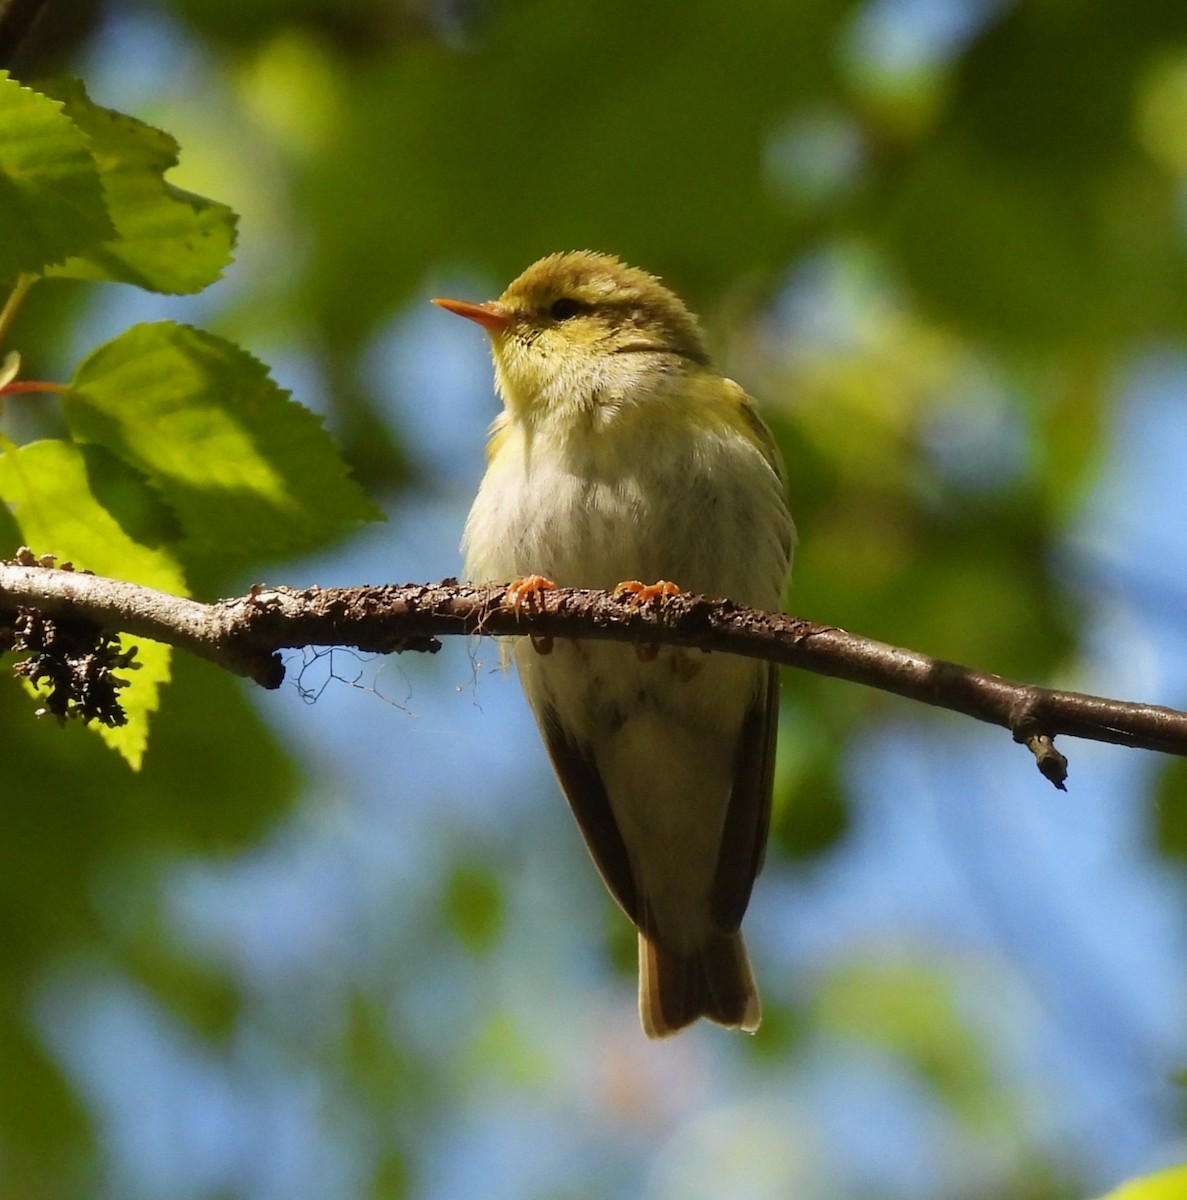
[0,381,68,395]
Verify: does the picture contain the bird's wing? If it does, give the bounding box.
[723,378,785,482]
[536,704,644,928]
[711,663,780,929]
[537,666,779,938]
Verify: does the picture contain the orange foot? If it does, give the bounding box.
[505,574,557,615]
[613,579,682,606]
[506,574,557,656]
[613,580,681,663]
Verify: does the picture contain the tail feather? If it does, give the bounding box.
[639,931,761,1038]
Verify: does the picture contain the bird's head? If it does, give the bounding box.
[434,251,709,421]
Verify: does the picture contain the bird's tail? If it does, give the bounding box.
[638,930,761,1038]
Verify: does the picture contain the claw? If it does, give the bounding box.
[613,579,682,606]
[505,574,557,616]
[614,580,681,662]
[506,575,557,657]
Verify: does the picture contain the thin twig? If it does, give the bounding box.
[2,561,1185,788]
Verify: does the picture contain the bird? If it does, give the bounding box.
[434,251,794,1037]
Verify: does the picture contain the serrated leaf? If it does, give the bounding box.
[1095,1164,1187,1200]
[0,440,187,768]
[66,322,382,558]
[38,77,236,294]
[0,71,113,282]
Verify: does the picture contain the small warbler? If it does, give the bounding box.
[434,252,794,1037]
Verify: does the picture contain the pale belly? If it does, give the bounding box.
[462,415,789,746]
[463,418,789,608]
[462,415,790,944]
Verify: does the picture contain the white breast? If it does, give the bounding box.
[463,404,790,611]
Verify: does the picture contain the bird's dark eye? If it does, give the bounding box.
[548,297,584,321]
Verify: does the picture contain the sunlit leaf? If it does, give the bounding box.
[40,77,236,294]
[66,322,382,559]
[1095,1164,1187,1200]
[0,71,112,282]
[0,440,186,767]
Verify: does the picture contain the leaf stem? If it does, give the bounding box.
[0,273,37,347]
[0,380,67,395]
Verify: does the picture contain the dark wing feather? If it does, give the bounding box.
[711,664,780,929]
[536,705,642,928]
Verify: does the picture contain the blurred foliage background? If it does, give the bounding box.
[3,0,1187,1197]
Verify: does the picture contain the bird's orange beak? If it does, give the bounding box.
[431,297,514,332]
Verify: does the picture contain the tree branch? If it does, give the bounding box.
[3,557,1185,789]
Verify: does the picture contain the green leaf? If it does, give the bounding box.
[1153,757,1187,861]
[443,862,504,955]
[813,960,993,1120]
[1095,1164,1187,1200]
[0,71,113,282]
[0,440,188,768]
[39,77,236,294]
[66,322,382,559]
[771,694,849,861]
